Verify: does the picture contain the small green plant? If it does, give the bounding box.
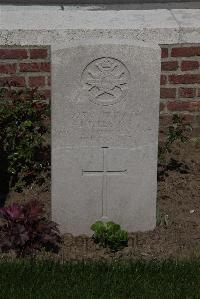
[0,86,50,192]
[158,114,192,162]
[156,208,170,227]
[91,220,128,252]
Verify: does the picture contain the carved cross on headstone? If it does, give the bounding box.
[82,147,127,221]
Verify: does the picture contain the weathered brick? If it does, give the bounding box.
[180,114,195,124]
[171,47,200,57]
[41,63,50,72]
[167,101,200,112]
[20,62,50,72]
[181,61,199,71]
[0,63,17,74]
[160,87,176,99]
[167,101,190,111]
[0,49,28,59]
[161,61,179,71]
[161,48,168,58]
[159,114,173,127]
[0,76,26,87]
[160,75,167,85]
[30,49,48,59]
[169,74,200,84]
[179,88,196,98]
[29,76,45,88]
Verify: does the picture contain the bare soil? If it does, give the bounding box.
[5,139,200,261]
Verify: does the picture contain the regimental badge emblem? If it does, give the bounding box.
[81,57,130,106]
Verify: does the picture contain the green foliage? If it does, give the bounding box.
[156,208,169,227]
[0,86,50,192]
[158,114,192,162]
[91,220,128,252]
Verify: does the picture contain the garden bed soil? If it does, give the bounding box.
[5,139,200,261]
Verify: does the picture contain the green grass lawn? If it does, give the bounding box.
[0,259,199,299]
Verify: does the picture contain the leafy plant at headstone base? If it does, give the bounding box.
[91,220,128,252]
[158,114,192,179]
[0,200,61,257]
[158,114,192,162]
[156,208,170,227]
[0,85,50,192]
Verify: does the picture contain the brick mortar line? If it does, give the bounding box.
[162,57,200,61]
[161,70,200,75]
[19,72,50,75]
[160,84,200,91]
[162,58,200,63]
[0,46,50,48]
[18,60,50,63]
[160,98,200,102]
[0,71,48,76]
[160,111,200,114]
[174,57,199,61]
[166,98,200,102]
[0,74,50,78]
[0,59,50,63]
[0,86,51,90]
[161,110,200,114]
[160,48,200,53]
[166,55,200,60]
[160,44,200,46]
[162,83,200,88]
[0,85,51,90]
[162,61,200,66]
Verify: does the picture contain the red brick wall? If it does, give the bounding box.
[0,45,199,137]
[0,46,51,101]
[160,44,200,137]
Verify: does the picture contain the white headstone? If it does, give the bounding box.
[52,39,160,235]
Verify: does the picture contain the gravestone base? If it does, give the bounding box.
[52,145,157,235]
[52,39,160,235]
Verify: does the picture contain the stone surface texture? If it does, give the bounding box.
[1,0,200,5]
[0,7,200,45]
[52,40,160,235]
